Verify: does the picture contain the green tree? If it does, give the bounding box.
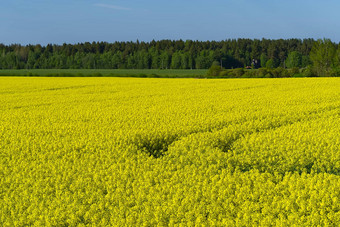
[266,59,274,69]
[0,39,321,70]
[260,53,267,68]
[207,62,223,77]
[195,50,214,69]
[160,51,170,69]
[301,55,312,68]
[286,51,302,68]
[27,51,38,69]
[171,52,182,69]
[112,51,122,69]
[334,46,340,68]
[310,39,336,76]
[181,52,190,69]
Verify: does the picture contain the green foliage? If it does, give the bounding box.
[171,52,182,69]
[242,69,258,78]
[287,67,300,77]
[266,59,275,69]
[195,50,214,69]
[0,39,316,70]
[206,65,222,77]
[0,69,208,78]
[301,55,312,67]
[302,66,318,77]
[257,68,269,77]
[1,38,338,76]
[260,53,268,68]
[273,67,290,77]
[310,39,336,76]
[233,68,245,77]
[329,67,340,77]
[3,66,337,79]
[286,51,302,68]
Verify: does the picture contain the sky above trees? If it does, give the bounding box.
[1,0,340,45]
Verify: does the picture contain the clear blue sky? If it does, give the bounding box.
[1,0,340,45]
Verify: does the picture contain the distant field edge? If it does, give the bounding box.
[1,69,339,78]
[0,69,208,78]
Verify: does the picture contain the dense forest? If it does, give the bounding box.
[1,38,340,77]
[0,39,318,70]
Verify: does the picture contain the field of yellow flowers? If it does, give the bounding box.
[1,77,340,226]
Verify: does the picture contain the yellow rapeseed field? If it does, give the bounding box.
[1,77,340,226]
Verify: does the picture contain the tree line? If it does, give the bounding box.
[0,38,339,76]
[0,39,315,70]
